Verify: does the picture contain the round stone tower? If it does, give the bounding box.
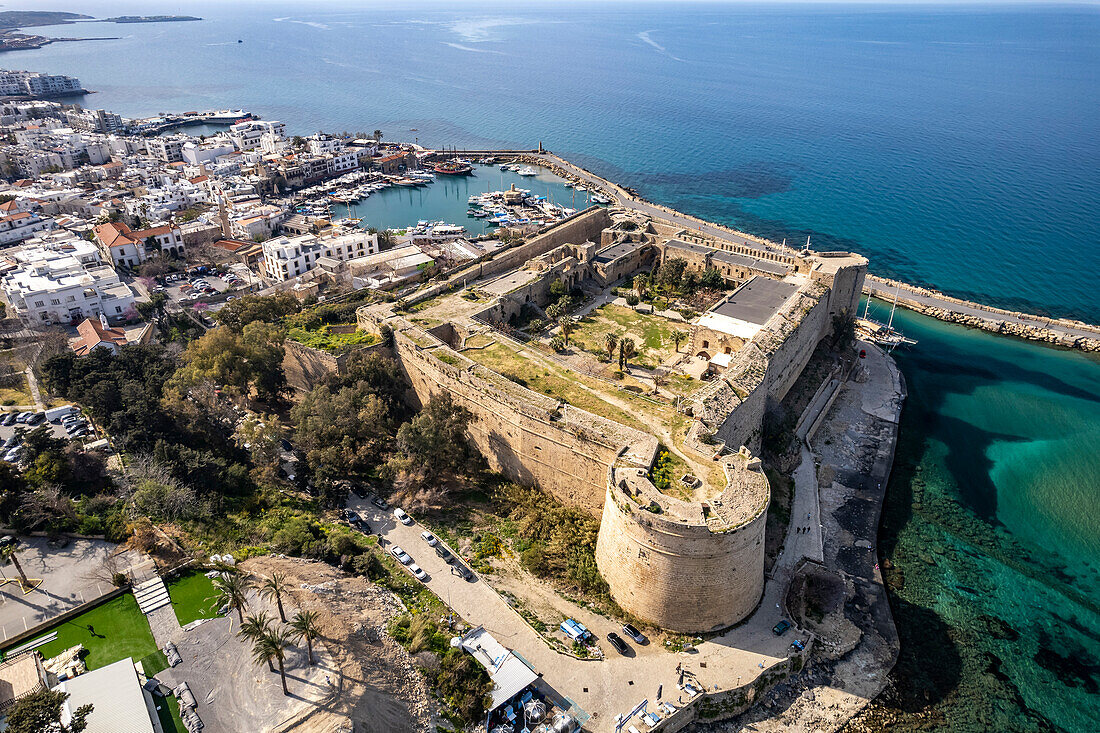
[594,449,770,633]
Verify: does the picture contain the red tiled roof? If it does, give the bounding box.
[72,318,128,356]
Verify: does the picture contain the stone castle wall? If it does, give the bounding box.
[595,484,767,632]
[390,326,655,514]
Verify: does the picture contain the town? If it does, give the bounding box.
[0,75,903,733]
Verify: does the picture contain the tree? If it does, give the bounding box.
[672,330,686,353]
[239,611,276,670]
[548,278,567,301]
[169,321,287,406]
[699,267,724,291]
[289,609,321,665]
[544,302,564,322]
[384,393,476,501]
[0,539,37,591]
[256,627,292,696]
[213,293,299,331]
[6,689,92,733]
[258,572,289,622]
[657,257,688,292]
[618,337,636,371]
[603,332,618,361]
[214,571,251,624]
[633,273,649,299]
[372,129,383,141]
[557,315,575,346]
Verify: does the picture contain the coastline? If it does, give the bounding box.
[497,148,1100,355]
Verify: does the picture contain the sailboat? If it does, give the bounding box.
[856,287,917,350]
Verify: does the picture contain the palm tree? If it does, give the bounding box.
[558,316,575,346]
[289,610,321,666]
[604,332,618,361]
[213,572,251,625]
[0,540,38,592]
[258,572,289,622]
[672,330,686,353]
[633,274,648,299]
[239,612,275,670]
[250,633,277,682]
[261,627,292,696]
[372,129,383,142]
[619,337,636,371]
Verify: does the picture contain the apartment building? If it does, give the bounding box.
[262,229,380,282]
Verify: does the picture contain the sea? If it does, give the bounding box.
[8,1,1099,729]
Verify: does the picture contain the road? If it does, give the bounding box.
[348,496,807,732]
[531,153,791,256]
[865,276,1100,342]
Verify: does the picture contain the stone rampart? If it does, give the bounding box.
[594,450,770,632]
[390,324,655,514]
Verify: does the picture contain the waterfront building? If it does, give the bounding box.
[228,119,286,151]
[145,136,188,163]
[262,229,381,282]
[0,69,82,98]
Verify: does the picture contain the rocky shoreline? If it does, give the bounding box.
[866,276,1100,353]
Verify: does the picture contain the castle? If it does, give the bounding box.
[358,206,866,633]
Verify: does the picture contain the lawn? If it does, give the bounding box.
[569,304,688,369]
[27,593,159,671]
[0,374,31,406]
[288,326,380,353]
[167,570,220,626]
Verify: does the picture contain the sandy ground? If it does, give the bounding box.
[242,556,436,733]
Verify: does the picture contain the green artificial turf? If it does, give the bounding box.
[152,692,188,733]
[167,570,221,626]
[28,593,159,670]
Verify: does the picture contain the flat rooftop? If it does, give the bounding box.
[711,248,790,277]
[593,241,640,264]
[712,277,799,326]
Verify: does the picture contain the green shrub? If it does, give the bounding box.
[651,450,675,491]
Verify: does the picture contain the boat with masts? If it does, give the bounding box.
[857,287,917,351]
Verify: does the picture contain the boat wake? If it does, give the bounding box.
[637,30,684,62]
[442,42,504,55]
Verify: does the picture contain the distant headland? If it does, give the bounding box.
[0,10,200,53]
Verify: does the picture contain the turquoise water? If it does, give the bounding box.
[870,300,1100,731]
[346,164,582,234]
[6,2,1100,728]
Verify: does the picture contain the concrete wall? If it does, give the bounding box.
[281,338,388,393]
[595,474,767,633]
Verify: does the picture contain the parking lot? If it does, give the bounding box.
[1,408,98,462]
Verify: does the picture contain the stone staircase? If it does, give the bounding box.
[133,575,171,615]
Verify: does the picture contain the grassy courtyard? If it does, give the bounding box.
[26,593,159,671]
[464,340,670,433]
[167,570,220,626]
[569,304,688,369]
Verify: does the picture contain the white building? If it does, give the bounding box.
[228,119,286,151]
[181,140,236,165]
[262,229,380,282]
[145,136,188,163]
[0,69,83,97]
[1,239,136,325]
[0,211,54,245]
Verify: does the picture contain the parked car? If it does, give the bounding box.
[435,546,454,563]
[409,564,428,581]
[420,531,437,546]
[791,639,805,651]
[372,496,389,510]
[3,446,23,463]
[346,511,361,524]
[350,486,367,499]
[393,508,413,525]
[1,412,16,426]
[772,620,791,636]
[390,546,412,564]
[606,632,629,655]
[455,563,474,581]
[621,623,646,644]
[15,412,31,423]
[25,412,45,426]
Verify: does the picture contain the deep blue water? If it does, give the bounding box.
[16,1,1100,323]
[7,2,1100,729]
